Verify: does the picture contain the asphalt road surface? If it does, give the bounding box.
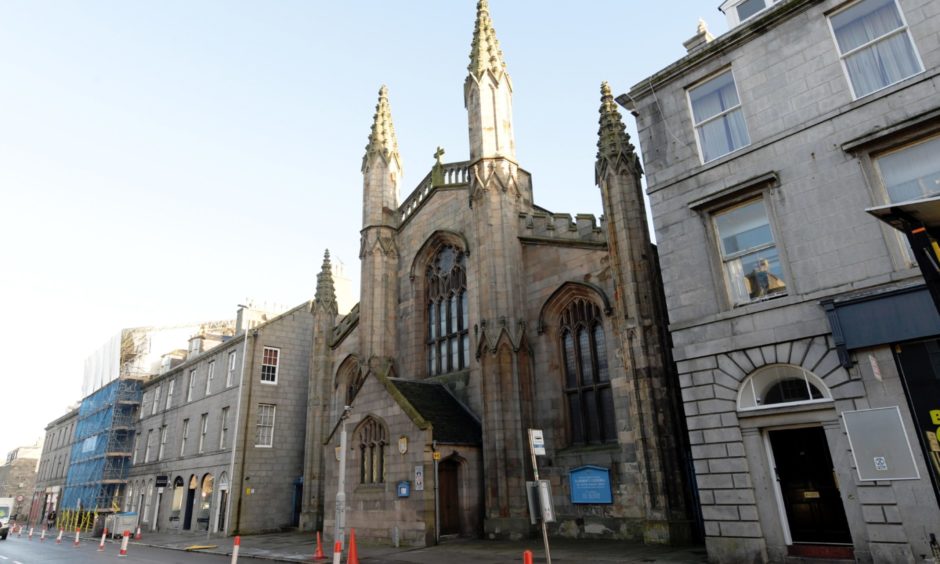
[0,535,271,564]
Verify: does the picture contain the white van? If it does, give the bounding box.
[0,497,13,540]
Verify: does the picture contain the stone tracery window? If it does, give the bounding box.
[427,246,469,376]
[357,417,387,485]
[560,299,616,445]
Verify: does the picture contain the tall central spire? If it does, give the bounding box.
[362,85,400,173]
[465,0,515,161]
[468,0,506,79]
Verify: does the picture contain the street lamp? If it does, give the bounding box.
[333,406,352,549]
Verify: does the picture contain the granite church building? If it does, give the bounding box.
[299,0,695,546]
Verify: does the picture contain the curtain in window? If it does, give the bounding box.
[832,0,920,97]
[690,72,750,162]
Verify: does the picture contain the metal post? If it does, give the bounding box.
[334,410,349,549]
[433,441,439,544]
[529,437,552,564]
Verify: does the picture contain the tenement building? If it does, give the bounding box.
[621,0,940,562]
[305,0,694,547]
[29,408,78,524]
[128,301,319,534]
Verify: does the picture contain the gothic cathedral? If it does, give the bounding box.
[300,1,694,546]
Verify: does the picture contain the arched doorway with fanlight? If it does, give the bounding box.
[737,364,852,558]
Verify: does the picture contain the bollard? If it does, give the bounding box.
[98,527,108,551]
[28,527,33,540]
[523,549,534,564]
[56,528,63,544]
[118,530,129,557]
[74,527,81,547]
[230,535,240,564]
[40,528,46,542]
[332,540,343,564]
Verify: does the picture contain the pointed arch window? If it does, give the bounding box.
[357,417,387,484]
[560,299,616,445]
[427,246,469,376]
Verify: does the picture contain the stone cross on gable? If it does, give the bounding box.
[434,146,445,163]
[431,147,446,187]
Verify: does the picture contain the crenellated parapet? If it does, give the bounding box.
[518,211,607,246]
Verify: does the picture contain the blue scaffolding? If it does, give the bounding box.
[61,378,141,511]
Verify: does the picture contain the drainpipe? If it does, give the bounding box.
[233,329,259,533]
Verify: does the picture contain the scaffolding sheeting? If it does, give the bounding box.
[62,379,141,511]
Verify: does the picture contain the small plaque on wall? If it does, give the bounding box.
[569,465,613,504]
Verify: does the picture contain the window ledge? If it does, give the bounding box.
[555,442,620,457]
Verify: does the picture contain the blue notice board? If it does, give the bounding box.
[569,465,612,504]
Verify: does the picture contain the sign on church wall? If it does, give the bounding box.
[569,465,613,504]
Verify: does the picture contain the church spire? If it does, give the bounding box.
[465,0,515,161]
[596,81,639,178]
[313,249,337,315]
[362,85,400,173]
[468,0,506,79]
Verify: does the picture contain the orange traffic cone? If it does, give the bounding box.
[134,526,142,540]
[346,529,359,564]
[313,531,326,560]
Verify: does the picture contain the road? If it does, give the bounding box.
[0,535,271,564]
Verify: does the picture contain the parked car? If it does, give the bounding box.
[0,498,13,540]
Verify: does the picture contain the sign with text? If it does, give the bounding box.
[528,429,546,456]
[569,465,613,504]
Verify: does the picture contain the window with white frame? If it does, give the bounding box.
[227,351,237,387]
[720,0,783,27]
[714,198,787,305]
[132,434,140,464]
[158,426,167,460]
[205,361,215,396]
[261,348,279,383]
[151,384,161,415]
[875,135,940,204]
[180,419,190,456]
[198,413,208,454]
[256,404,276,447]
[689,70,750,163]
[144,429,153,463]
[219,407,230,450]
[873,134,940,263]
[165,378,175,410]
[737,364,832,410]
[187,369,196,402]
[829,0,922,99]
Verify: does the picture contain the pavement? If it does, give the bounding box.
[121,529,709,563]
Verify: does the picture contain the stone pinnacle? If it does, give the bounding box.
[597,81,635,163]
[362,85,400,172]
[468,0,507,78]
[315,249,336,307]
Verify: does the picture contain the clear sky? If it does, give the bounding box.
[0,1,726,458]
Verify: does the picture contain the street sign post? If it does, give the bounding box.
[527,429,552,564]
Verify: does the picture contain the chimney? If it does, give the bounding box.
[683,19,715,54]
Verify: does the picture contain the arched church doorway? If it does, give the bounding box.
[439,458,460,535]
